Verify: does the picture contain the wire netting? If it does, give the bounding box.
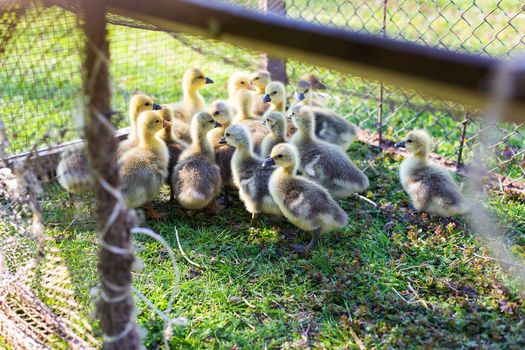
[2,0,523,189]
[0,0,524,348]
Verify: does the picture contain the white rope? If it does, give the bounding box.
[88,109,141,343]
[88,106,187,348]
[174,226,202,268]
[100,289,130,304]
[130,227,183,350]
[103,322,135,344]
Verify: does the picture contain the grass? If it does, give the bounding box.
[2,2,525,348]
[40,142,525,349]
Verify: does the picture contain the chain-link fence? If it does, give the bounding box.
[2,0,523,189]
[1,0,524,348]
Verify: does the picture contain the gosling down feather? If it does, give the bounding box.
[263,143,347,252]
[289,105,369,198]
[396,129,470,217]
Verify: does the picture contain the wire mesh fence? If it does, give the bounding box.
[2,0,523,189]
[0,0,524,348]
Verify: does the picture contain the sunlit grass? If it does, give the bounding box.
[41,142,525,349]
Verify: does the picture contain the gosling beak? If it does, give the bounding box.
[395,141,406,148]
[205,77,214,84]
[214,121,222,128]
[152,103,162,110]
[246,83,256,91]
[296,92,305,101]
[218,137,227,145]
[262,157,275,167]
[262,94,271,103]
[162,119,172,127]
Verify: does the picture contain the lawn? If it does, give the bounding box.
[40,141,525,349]
[2,1,525,349]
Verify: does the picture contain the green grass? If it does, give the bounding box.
[40,142,525,349]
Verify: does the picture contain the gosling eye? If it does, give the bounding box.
[240,81,245,84]
[406,139,413,143]
[198,75,204,79]
[272,91,277,94]
[209,119,215,123]
[304,89,309,93]
[277,154,283,158]
[225,133,231,137]
[214,111,220,115]
[145,102,150,106]
[254,77,259,80]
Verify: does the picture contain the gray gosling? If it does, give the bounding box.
[395,129,470,217]
[289,104,369,198]
[263,143,348,252]
[221,124,282,225]
[158,106,187,202]
[172,112,222,210]
[295,79,325,107]
[295,80,359,150]
[260,111,288,158]
[56,143,93,195]
[208,100,236,201]
[263,81,296,137]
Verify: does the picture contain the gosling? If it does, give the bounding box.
[260,111,288,158]
[395,130,470,217]
[289,104,369,198]
[172,112,222,210]
[221,124,281,225]
[263,143,348,252]
[208,100,236,202]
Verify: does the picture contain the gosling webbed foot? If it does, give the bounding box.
[292,243,308,253]
[206,201,225,214]
[146,202,167,220]
[292,228,320,253]
[249,213,259,227]
[169,186,175,203]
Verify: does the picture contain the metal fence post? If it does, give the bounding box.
[258,0,287,83]
[456,111,470,171]
[377,0,388,147]
[82,0,139,348]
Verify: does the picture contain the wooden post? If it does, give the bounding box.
[258,0,287,83]
[82,0,139,349]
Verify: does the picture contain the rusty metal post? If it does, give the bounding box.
[456,111,471,171]
[82,0,139,349]
[377,0,388,147]
[258,0,287,83]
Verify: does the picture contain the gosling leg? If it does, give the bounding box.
[250,213,259,227]
[146,202,167,220]
[292,228,320,253]
[169,184,175,203]
[224,187,232,206]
